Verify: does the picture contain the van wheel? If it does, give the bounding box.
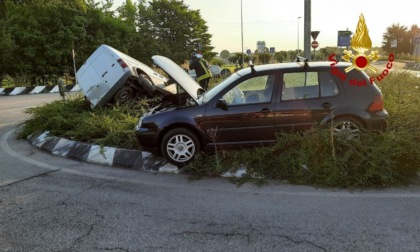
[113,86,134,104]
[161,128,200,166]
[137,74,156,97]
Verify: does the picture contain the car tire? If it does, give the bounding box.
[333,117,363,139]
[113,86,134,104]
[137,74,156,97]
[161,128,200,166]
[220,68,231,77]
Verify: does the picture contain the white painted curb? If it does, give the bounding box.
[29,86,47,94]
[49,85,59,93]
[70,84,81,92]
[9,87,27,95]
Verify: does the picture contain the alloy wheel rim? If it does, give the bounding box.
[167,134,195,162]
[334,121,360,139]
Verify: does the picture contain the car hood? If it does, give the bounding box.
[152,55,204,103]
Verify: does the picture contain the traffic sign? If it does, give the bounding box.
[338,30,352,47]
[311,41,319,49]
[391,40,397,48]
[311,31,320,41]
[257,41,265,53]
[338,30,352,36]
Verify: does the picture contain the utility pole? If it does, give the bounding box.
[297,16,301,55]
[304,0,311,60]
[241,0,244,68]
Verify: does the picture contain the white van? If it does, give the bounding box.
[76,44,176,108]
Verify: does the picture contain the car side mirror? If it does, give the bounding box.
[216,99,228,111]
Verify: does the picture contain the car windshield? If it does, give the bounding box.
[200,73,243,103]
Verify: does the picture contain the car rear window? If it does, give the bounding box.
[282,71,338,100]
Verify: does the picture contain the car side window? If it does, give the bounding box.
[282,71,338,101]
[319,71,339,97]
[222,74,275,105]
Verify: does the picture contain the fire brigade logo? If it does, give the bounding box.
[342,14,380,73]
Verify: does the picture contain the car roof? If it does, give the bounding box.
[236,61,352,75]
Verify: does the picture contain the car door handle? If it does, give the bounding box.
[102,71,108,77]
[321,102,332,109]
[261,108,272,113]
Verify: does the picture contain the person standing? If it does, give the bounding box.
[189,52,212,90]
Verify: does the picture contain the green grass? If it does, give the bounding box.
[18,71,420,188]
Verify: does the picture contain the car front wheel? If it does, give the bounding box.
[161,128,200,166]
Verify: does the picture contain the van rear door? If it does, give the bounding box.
[92,49,127,89]
[77,45,129,107]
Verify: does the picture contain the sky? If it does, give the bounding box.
[112,0,419,54]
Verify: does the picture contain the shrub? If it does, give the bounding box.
[375,71,420,134]
[18,94,148,149]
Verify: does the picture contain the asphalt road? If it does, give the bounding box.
[1,93,420,251]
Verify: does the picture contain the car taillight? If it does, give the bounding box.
[117,59,128,69]
[368,95,384,112]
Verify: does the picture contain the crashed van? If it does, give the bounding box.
[76,45,176,108]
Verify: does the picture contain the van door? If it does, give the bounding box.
[92,50,126,90]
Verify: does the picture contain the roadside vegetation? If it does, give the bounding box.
[18,71,420,188]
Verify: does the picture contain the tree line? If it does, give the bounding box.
[382,24,419,54]
[220,23,420,65]
[0,0,214,86]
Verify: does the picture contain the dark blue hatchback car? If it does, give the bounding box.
[135,56,388,166]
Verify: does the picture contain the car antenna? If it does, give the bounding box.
[249,60,256,73]
[296,56,309,69]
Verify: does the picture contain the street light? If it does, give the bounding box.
[297,16,302,55]
[241,0,244,68]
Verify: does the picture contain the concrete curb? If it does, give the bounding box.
[0,85,80,96]
[27,131,180,173]
[9,87,27,95]
[29,86,47,94]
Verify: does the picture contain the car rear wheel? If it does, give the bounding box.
[113,86,134,104]
[333,117,363,139]
[161,128,200,166]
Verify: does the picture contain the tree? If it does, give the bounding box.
[408,24,420,54]
[137,0,214,64]
[382,23,410,54]
[257,53,271,64]
[117,0,137,32]
[79,0,138,63]
[319,47,339,61]
[288,50,298,61]
[274,51,287,63]
[4,0,88,84]
[0,18,14,80]
[228,52,243,66]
